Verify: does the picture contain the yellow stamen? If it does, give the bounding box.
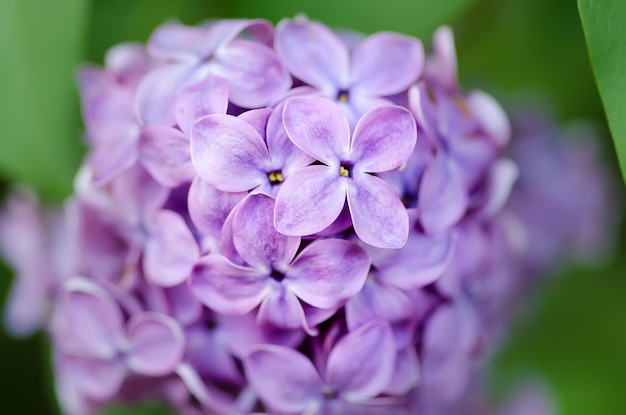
[268,171,284,184]
[339,166,350,177]
[338,92,349,102]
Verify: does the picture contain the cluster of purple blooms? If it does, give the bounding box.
[0,17,614,415]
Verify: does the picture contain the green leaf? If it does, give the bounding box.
[102,403,173,415]
[579,0,626,183]
[0,0,89,201]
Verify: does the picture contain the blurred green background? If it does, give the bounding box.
[0,0,624,414]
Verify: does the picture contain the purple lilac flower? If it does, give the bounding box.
[275,16,424,124]
[2,17,618,415]
[275,96,417,248]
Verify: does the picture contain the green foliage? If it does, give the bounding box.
[0,0,89,201]
[579,0,626,182]
[102,403,173,415]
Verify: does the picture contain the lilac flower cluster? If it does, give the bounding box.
[0,17,614,415]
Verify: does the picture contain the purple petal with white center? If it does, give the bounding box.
[232,194,300,271]
[347,172,409,249]
[138,126,195,187]
[385,348,420,396]
[257,287,309,331]
[266,101,315,173]
[275,18,349,93]
[144,210,199,287]
[286,239,370,309]
[377,231,456,290]
[350,106,417,173]
[189,255,270,315]
[191,114,269,192]
[57,278,123,359]
[351,32,424,97]
[245,345,323,414]
[187,177,246,243]
[212,40,292,108]
[326,319,395,400]
[147,24,215,62]
[175,75,229,136]
[345,280,416,346]
[282,96,351,164]
[418,152,468,234]
[126,312,185,376]
[466,90,511,147]
[136,63,208,126]
[64,355,125,401]
[274,165,346,236]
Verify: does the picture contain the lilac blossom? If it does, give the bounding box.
[275,16,424,124]
[189,193,370,331]
[244,320,396,414]
[275,96,417,248]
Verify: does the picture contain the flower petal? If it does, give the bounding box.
[466,90,511,147]
[351,106,417,173]
[244,345,323,413]
[212,40,292,108]
[56,278,124,359]
[351,32,424,97]
[138,126,195,187]
[175,75,229,136]
[232,194,300,270]
[326,320,395,400]
[191,114,270,192]
[282,96,351,164]
[257,287,309,331]
[189,255,270,315]
[418,152,469,234]
[266,101,315,174]
[274,165,346,236]
[286,239,370,309]
[385,348,420,396]
[187,177,246,242]
[147,23,216,61]
[126,312,186,376]
[63,356,125,401]
[424,26,458,91]
[275,18,349,93]
[347,173,409,249]
[136,63,208,126]
[144,210,199,287]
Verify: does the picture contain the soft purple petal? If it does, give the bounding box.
[424,26,458,91]
[136,63,208,126]
[350,106,417,173]
[347,172,409,249]
[126,312,185,376]
[286,239,370,309]
[144,210,199,287]
[466,90,511,147]
[282,96,351,164]
[266,101,315,173]
[275,18,349,93]
[274,165,346,236]
[378,231,457,290]
[345,280,416,346]
[104,42,150,88]
[164,284,204,327]
[64,356,125,401]
[477,159,518,218]
[175,75,229,135]
[147,23,216,61]
[191,114,270,191]
[232,194,300,271]
[384,348,420,396]
[238,108,273,139]
[57,278,124,358]
[138,126,195,187]
[88,136,138,185]
[326,320,395,400]
[245,345,323,413]
[418,152,468,234]
[257,287,309,331]
[189,255,270,315]
[351,32,424,97]
[187,177,246,242]
[212,40,292,108]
